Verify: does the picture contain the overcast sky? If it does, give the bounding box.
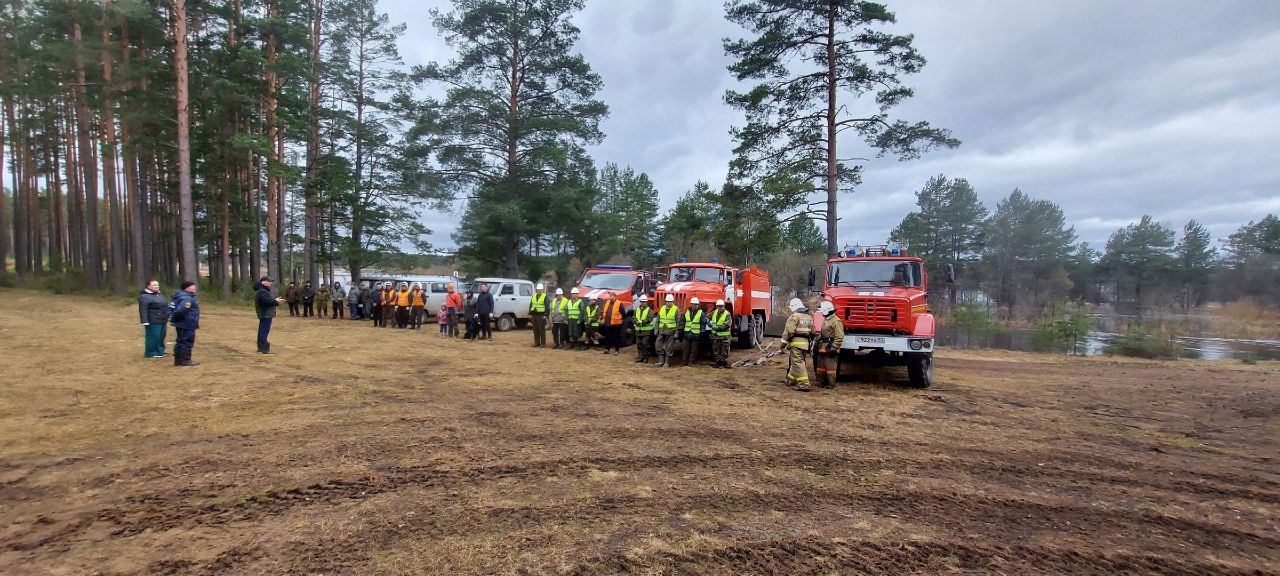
[382,0,1280,252]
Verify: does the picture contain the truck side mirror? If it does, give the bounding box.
[945,263,956,284]
[807,267,816,288]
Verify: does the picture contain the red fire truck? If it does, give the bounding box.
[575,265,656,310]
[654,259,772,347]
[815,244,952,387]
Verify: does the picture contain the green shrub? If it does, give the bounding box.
[1103,318,1178,359]
[1031,300,1093,355]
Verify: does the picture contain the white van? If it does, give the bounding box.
[471,277,534,331]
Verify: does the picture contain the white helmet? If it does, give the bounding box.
[638,294,649,302]
[555,288,564,295]
[412,282,422,289]
[535,283,544,290]
[715,299,725,306]
[819,301,835,315]
[664,294,675,302]
[788,297,805,312]
[570,287,580,294]
[690,297,700,305]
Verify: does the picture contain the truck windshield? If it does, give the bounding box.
[828,261,922,287]
[668,266,724,283]
[579,271,635,291]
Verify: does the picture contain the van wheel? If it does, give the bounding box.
[496,314,516,332]
[907,353,933,388]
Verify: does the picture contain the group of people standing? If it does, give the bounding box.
[528,285,735,369]
[282,280,349,319]
[138,275,841,391]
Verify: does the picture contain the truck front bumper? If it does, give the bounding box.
[840,333,934,353]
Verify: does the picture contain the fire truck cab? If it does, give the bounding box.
[653,259,771,348]
[818,244,947,387]
[575,265,655,310]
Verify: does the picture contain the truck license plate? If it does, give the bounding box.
[855,336,885,344]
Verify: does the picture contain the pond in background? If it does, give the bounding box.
[935,325,1280,361]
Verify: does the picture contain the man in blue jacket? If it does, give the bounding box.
[169,280,201,366]
[255,276,286,354]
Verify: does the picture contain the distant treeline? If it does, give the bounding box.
[887,175,1279,318]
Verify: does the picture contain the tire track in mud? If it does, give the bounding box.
[274,481,1279,575]
[83,450,865,537]
[567,537,1275,576]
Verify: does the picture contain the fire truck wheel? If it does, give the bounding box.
[907,353,933,388]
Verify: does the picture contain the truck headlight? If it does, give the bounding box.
[909,339,923,350]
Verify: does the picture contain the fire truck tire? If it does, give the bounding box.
[737,313,763,348]
[495,313,516,332]
[907,353,933,388]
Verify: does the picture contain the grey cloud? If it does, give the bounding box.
[386,0,1280,253]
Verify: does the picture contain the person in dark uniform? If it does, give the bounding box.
[255,276,285,354]
[285,281,300,316]
[138,279,170,358]
[169,280,201,366]
[475,283,495,341]
[302,281,316,317]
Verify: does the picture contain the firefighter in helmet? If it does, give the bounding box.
[633,294,655,363]
[780,297,815,391]
[655,294,679,368]
[814,300,844,388]
[708,299,732,368]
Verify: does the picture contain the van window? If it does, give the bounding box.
[519,284,533,296]
[500,284,515,296]
[430,282,447,293]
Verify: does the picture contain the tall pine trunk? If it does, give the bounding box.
[0,81,7,278]
[101,1,126,294]
[5,99,27,278]
[302,0,323,286]
[173,0,197,281]
[73,20,102,289]
[823,5,838,259]
[265,0,280,283]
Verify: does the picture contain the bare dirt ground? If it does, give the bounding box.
[1,289,1278,575]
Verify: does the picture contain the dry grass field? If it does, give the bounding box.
[1,289,1278,575]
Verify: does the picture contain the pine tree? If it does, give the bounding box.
[724,0,958,258]
[889,175,987,306]
[417,0,608,277]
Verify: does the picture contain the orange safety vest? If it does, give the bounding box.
[396,289,411,307]
[410,289,426,307]
[380,289,393,305]
[601,300,623,326]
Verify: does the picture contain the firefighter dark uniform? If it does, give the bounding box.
[681,300,704,366]
[781,298,815,391]
[409,285,427,329]
[169,283,201,366]
[655,297,679,368]
[708,302,732,368]
[814,302,845,388]
[529,286,548,347]
[633,296,655,363]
